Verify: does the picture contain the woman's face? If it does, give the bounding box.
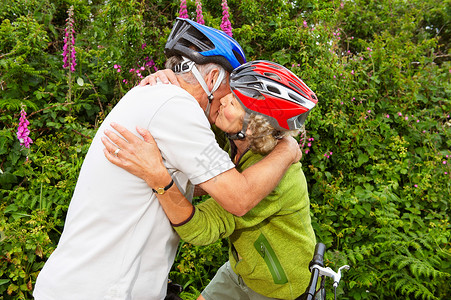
[215,93,245,134]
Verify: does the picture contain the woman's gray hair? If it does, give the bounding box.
[247,114,302,155]
[165,56,227,85]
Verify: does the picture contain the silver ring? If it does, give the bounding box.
[114,148,120,157]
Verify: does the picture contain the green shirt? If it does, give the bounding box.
[175,150,316,299]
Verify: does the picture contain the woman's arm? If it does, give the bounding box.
[139,69,180,87]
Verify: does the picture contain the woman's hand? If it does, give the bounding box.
[139,69,180,87]
[102,123,171,189]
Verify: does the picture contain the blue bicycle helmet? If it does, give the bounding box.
[165,18,246,72]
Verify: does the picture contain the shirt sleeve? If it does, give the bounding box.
[174,198,236,246]
[148,92,235,185]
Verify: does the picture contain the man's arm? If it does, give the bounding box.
[198,137,300,216]
[102,123,301,217]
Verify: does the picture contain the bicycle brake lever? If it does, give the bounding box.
[333,265,350,288]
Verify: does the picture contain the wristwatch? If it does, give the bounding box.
[152,179,174,195]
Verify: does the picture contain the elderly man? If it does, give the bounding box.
[33,18,300,300]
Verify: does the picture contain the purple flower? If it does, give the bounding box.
[141,43,147,49]
[303,20,308,28]
[196,0,205,25]
[220,0,233,37]
[17,108,33,148]
[179,0,188,19]
[386,114,390,118]
[62,6,76,72]
[444,161,448,165]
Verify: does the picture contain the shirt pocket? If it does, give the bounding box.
[254,233,288,284]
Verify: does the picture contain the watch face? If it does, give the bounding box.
[156,187,165,195]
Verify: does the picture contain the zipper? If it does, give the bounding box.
[254,233,288,284]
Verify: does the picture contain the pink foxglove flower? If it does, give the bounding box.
[220,0,233,37]
[196,0,205,25]
[179,0,188,19]
[17,108,33,148]
[62,6,76,72]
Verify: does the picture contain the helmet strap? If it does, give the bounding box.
[227,114,250,140]
[183,57,225,117]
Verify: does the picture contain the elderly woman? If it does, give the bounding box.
[103,60,318,300]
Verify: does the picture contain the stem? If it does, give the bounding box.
[39,166,44,210]
[67,69,72,102]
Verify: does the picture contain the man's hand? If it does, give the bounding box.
[101,123,171,189]
[276,136,302,163]
[139,69,180,87]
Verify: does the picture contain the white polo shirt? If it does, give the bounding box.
[33,84,235,300]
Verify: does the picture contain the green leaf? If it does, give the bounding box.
[0,279,10,286]
[358,153,369,166]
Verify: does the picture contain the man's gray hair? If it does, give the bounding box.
[165,56,228,86]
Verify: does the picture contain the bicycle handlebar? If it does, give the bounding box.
[296,242,326,300]
[309,242,326,269]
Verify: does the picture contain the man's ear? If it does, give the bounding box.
[206,69,220,90]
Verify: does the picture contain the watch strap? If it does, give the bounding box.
[152,179,174,195]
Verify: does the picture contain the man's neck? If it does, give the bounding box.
[179,79,205,106]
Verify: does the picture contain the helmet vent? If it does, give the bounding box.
[289,93,306,105]
[267,85,280,94]
[249,83,263,89]
[266,64,282,70]
[289,82,308,98]
[233,50,246,65]
[238,88,264,100]
[264,72,281,81]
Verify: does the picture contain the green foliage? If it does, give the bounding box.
[1,0,450,299]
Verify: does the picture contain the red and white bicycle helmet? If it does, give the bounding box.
[230,60,317,137]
